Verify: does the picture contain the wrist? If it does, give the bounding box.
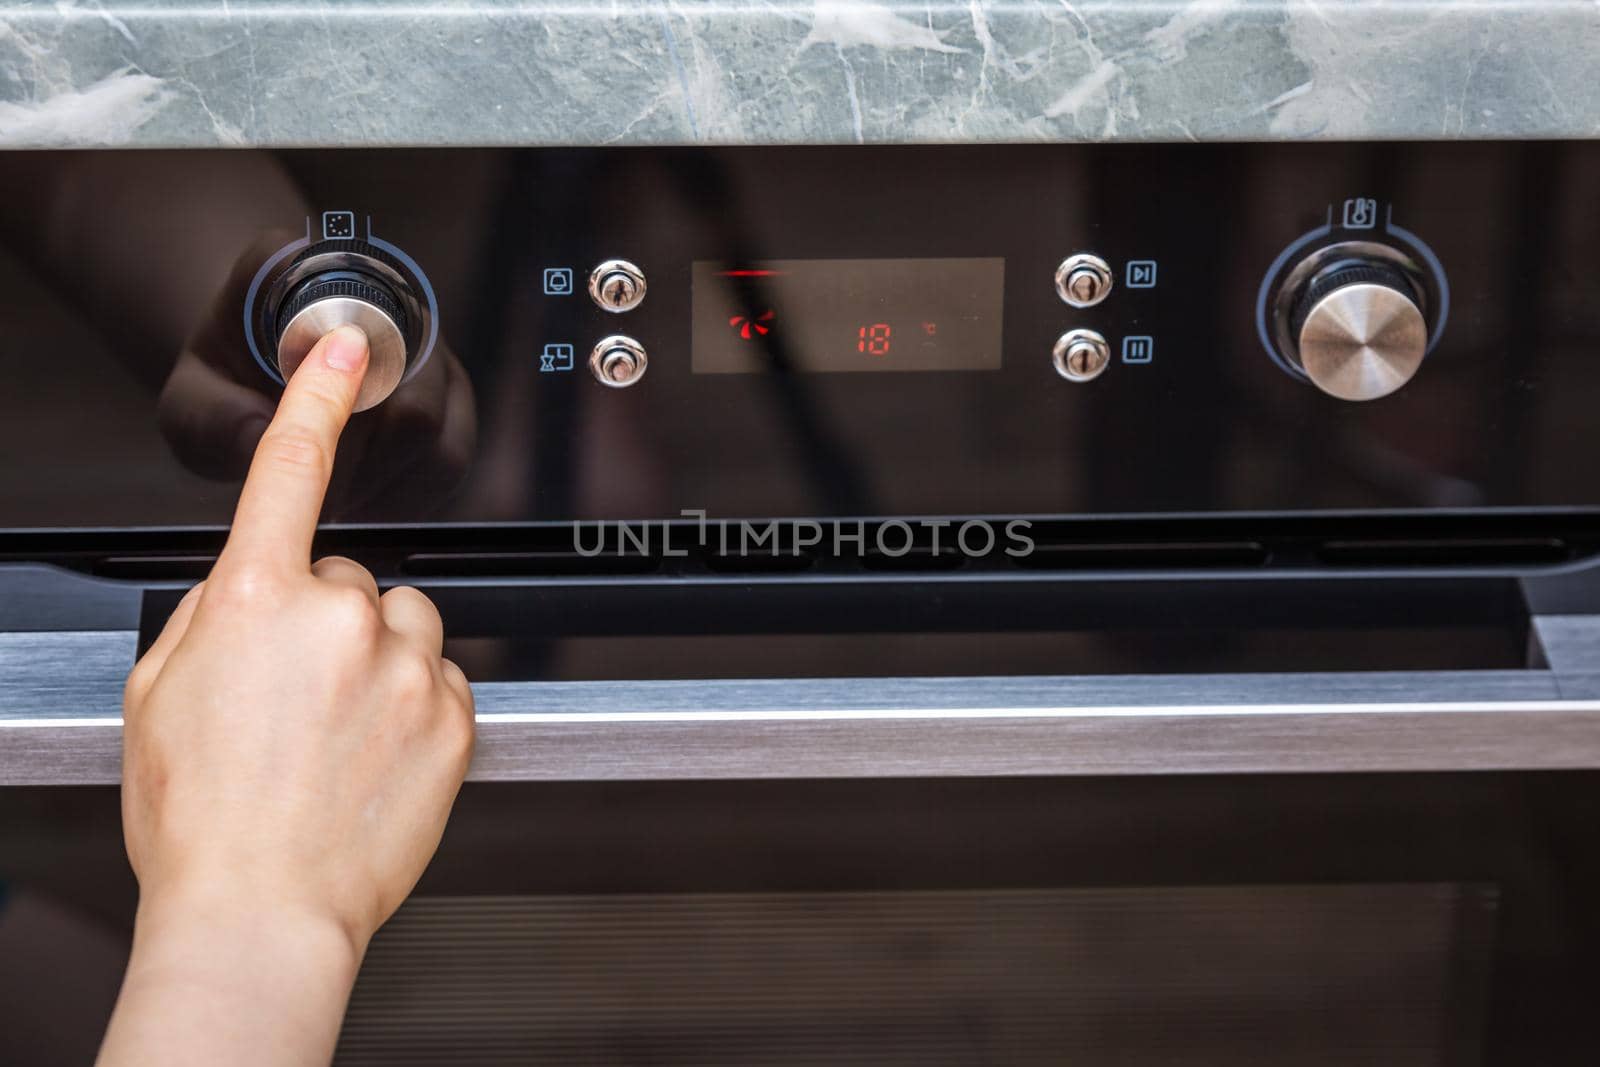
[133,874,365,989]
[101,877,364,1066]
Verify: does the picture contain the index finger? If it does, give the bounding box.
[217,325,370,573]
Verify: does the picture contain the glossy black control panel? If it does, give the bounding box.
[1,142,1598,529]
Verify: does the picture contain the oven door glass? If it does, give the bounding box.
[2,771,1596,1065]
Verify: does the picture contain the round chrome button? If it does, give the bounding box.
[589,259,647,313]
[1052,329,1110,382]
[589,335,648,387]
[1055,253,1113,308]
[1293,269,1426,402]
[277,295,408,412]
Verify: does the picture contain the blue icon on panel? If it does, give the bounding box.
[1122,336,1154,364]
[321,210,356,240]
[1341,198,1378,229]
[540,343,575,372]
[543,268,574,296]
[1125,260,1157,288]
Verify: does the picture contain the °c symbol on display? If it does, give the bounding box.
[729,310,775,340]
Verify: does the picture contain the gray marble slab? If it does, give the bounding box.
[1,1,1597,149]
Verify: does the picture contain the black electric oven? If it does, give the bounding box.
[6,142,1600,1064]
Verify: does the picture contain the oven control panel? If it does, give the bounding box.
[0,142,1596,527]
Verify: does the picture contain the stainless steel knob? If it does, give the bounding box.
[276,280,409,412]
[589,335,648,387]
[1289,262,1426,402]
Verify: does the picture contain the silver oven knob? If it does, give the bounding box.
[1288,261,1426,402]
[276,276,410,412]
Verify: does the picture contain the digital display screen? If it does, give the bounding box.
[691,258,1005,374]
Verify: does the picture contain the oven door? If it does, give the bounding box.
[6,548,1600,1065]
[3,770,1598,1066]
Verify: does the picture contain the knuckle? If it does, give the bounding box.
[123,662,154,707]
[442,660,474,706]
[452,715,477,765]
[313,555,373,586]
[210,561,286,606]
[256,424,333,479]
[390,653,437,703]
[385,584,440,618]
[443,699,476,761]
[323,587,382,636]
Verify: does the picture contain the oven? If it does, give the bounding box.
[6,132,1600,1063]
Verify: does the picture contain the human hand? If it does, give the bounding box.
[103,325,474,1066]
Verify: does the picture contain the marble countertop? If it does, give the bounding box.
[1,1,1598,148]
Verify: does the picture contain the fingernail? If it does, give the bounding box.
[323,325,369,372]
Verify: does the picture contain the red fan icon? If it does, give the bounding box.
[729,309,775,340]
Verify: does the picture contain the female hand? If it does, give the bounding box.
[102,324,475,1067]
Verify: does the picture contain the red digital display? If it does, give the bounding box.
[691,258,1004,374]
[857,323,892,356]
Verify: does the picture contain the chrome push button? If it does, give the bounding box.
[1052,329,1110,382]
[1055,253,1113,308]
[590,335,648,387]
[588,259,647,313]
